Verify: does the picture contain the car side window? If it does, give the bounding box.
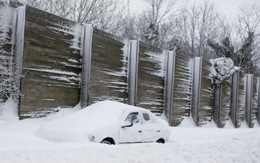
[142,113,152,123]
[125,112,140,124]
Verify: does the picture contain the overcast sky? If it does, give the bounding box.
[128,0,260,18]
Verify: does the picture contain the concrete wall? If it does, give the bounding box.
[197,60,213,126]
[136,42,165,114]
[213,79,231,128]
[88,28,128,104]
[170,52,192,126]
[1,5,260,127]
[19,6,82,118]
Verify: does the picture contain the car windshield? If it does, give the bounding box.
[125,112,140,124]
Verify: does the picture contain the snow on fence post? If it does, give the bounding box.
[230,71,239,127]
[13,6,26,109]
[245,74,253,128]
[191,57,202,126]
[127,40,139,106]
[163,51,175,125]
[80,24,93,108]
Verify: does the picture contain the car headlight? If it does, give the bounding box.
[88,135,95,141]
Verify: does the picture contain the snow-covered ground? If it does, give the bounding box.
[0,104,260,163]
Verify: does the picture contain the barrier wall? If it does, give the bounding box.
[192,58,213,126]
[170,52,192,126]
[19,6,82,117]
[0,4,260,127]
[88,28,128,104]
[136,42,165,114]
[213,78,231,128]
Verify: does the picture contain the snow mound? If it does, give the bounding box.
[0,98,18,121]
[36,101,139,142]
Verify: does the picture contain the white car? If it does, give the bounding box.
[36,101,170,145]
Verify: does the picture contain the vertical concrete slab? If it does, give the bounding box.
[136,42,165,114]
[171,52,193,126]
[213,78,231,128]
[20,6,82,118]
[88,28,128,104]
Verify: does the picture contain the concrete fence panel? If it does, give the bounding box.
[213,78,231,128]
[136,42,165,114]
[192,58,213,126]
[19,6,82,118]
[170,52,192,126]
[88,28,128,104]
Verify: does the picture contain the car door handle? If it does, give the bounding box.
[138,130,142,133]
[157,130,160,132]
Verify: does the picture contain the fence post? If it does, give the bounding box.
[191,57,202,126]
[230,71,239,127]
[164,51,176,125]
[127,40,139,106]
[80,24,93,108]
[13,6,26,116]
[245,74,253,128]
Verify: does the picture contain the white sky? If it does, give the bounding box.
[128,0,260,18]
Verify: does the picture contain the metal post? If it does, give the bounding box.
[191,57,202,126]
[14,6,26,116]
[164,51,176,125]
[80,24,93,108]
[127,40,139,106]
[245,74,253,128]
[230,71,239,127]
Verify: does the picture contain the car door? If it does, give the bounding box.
[119,112,144,144]
[141,112,161,142]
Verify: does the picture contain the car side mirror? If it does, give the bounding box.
[121,121,133,128]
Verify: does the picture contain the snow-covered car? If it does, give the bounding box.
[36,101,170,145]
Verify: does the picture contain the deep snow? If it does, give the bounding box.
[0,103,259,163]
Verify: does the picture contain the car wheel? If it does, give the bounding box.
[101,139,113,145]
[156,139,165,144]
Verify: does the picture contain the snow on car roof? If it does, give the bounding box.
[36,100,148,142]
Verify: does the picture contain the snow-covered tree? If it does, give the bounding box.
[0,2,17,102]
[208,30,257,74]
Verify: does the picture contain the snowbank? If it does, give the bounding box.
[0,118,260,163]
[0,98,18,121]
[0,100,259,162]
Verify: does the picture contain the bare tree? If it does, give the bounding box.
[169,1,222,58]
[135,0,186,47]
[26,0,125,35]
